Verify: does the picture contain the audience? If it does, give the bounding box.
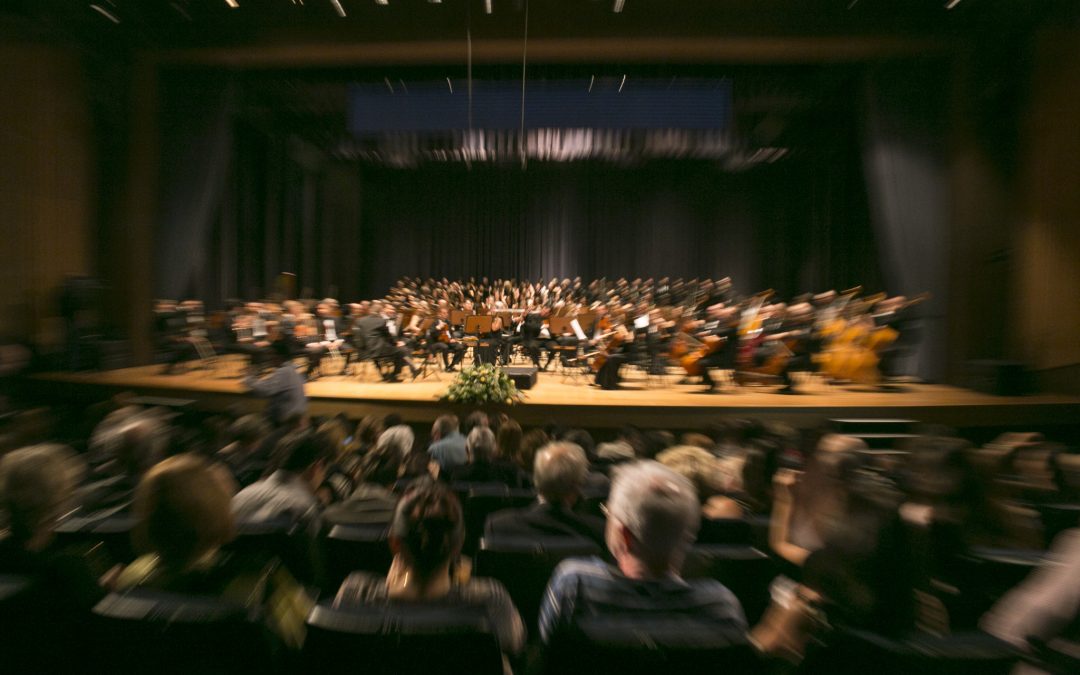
[485,441,605,545]
[334,480,525,657]
[3,392,1077,673]
[538,460,747,645]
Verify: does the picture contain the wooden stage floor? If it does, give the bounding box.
[32,356,1080,432]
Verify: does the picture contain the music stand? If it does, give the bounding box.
[450,310,467,327]
[548,316,572,336]
[464,315,493,335]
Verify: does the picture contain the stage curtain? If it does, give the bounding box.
[861,60,951,381]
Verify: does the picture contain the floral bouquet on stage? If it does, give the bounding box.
[440,363,524,406]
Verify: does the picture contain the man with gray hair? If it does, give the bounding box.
[484,441,604,543]
[539,460,746,644]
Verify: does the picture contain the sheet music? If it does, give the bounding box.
[634,315,650,330]
[570,318,586,341]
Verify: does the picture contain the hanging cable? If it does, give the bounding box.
[519,0,529,169]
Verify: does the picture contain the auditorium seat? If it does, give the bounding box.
[802,628,1020,675]
[0,574,93,672]
[302,600,504,675]
[696,517,753,545]
[92,589,279,675]
[453,484,536,554]
[54,514,137,563]
[320,523,393,590]
[475,535,602,638]
[227,516,322,586]
[680,544,776,624]
[542,614,760,675]
[954,547,1047,617]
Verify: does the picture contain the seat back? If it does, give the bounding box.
[227,516,322,586]
[475,536,601,637]
[455,484,535,553]
[803,629,1020,675]
[680,544,776,624]
[92,589,277,675]
[54,514,138,563]
[544,614,758,675]
[303,601,504,675]
[320,523,393,589]
[696,517,753,545]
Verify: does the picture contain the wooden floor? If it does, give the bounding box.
[33,356,1080,430]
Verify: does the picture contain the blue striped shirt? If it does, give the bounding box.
[538,556,748,645]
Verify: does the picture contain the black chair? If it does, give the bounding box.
[320,523,393,590]
[681,544,776,624]
[543,615,759,675]
[954,547,1046,617]
[54,514,138,563]
[454,484,536,554]
[227,516,323,586]
[475,535,602,638]
[802,628,1021,675]
[303,600,504,675]
[1029,636,1080,675]
[92,589,279,675]
[697,517,753,545]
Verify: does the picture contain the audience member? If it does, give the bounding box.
[485,441,605,545]
[232,430,331,531]
[539,460,747,644]
[428,414,468,473]
[79,409,170,519]
[116,454,312,648]
[657,444,744,519]
[216,414,271,488]
[242,339,308,428]
[322,427,413,528]
[449,427,528,487]
[334,480,525,657]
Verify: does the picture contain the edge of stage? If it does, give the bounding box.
[29,356,1080,433]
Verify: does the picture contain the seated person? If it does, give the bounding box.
[0,444,104,611]
[116,454,312,648]
[78,408,169,520]
[322,426,414,529]
[216,414,272,488]
[656,445,745,519]
[232,430,331,532]
[428,414,469,475]
[485,441,604,546]
[538,460,747,645]
[334,480,525,658]
[449,427,529,488]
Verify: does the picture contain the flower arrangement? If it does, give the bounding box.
[440,363,524,406]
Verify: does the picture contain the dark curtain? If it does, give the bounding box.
[356,156,878,300]
[861,60,951,381]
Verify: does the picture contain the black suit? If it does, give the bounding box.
[354,314,411,378]
[484,502,606,546]
[449,460,530,489]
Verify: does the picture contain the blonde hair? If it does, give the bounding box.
[134,454,235,569]
[0,444,83,543]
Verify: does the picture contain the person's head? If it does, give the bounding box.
[605,461,699,577]
[390,480,465,579]
[656,445,729,505]
[356,415,384,448]
[377,425,415,459]
[0,444,83,549]
[496,420,522,461]
[518,429,550,473]
[533,441,588,507]
[560,429,596,463]
[227,414,270,449]
[271,430,333,491]
[431,415,459,442]
[463,411,490,436]
[133,454,235,571]
[357,438,404,488]
[466,427,497,464]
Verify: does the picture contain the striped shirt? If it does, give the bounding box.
[538,556,747,645]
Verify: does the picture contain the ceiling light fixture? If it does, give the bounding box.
[944,0,962,8]
[613,0,625,13]
[375,0,388,5]
[329,0,346,16]
[225,0,239,7]
[90,4,121,22]
[484,0,493,14]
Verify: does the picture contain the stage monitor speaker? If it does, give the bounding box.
[503,366,538,390]
[964,359,1032,396]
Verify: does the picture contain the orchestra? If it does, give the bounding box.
[154,276,925,393]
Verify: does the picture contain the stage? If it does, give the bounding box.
[29,356,1080,436]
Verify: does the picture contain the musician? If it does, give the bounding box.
[766,302,816,394]
[593,321,631,390]
[427,309,466,372]
[694,305,739,392]
[519,305,545,369]
[304,302,346,379]
[354,301,417,382]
